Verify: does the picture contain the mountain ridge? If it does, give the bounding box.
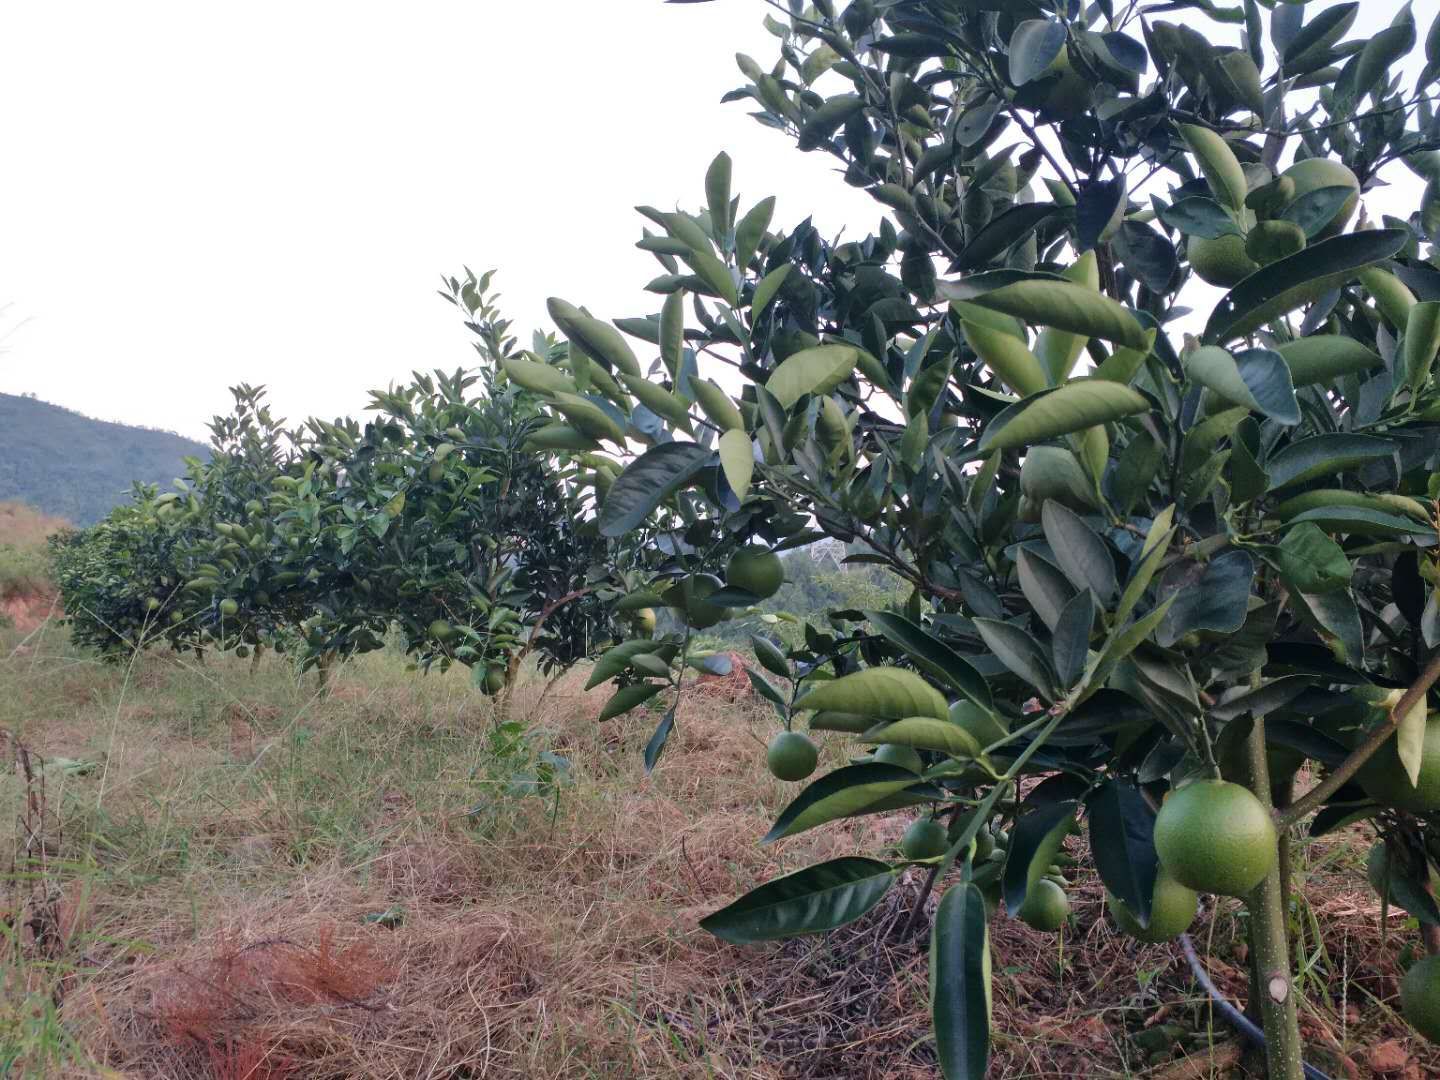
[0,392,209,525]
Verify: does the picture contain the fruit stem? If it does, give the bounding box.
[1243,712,1305,1080]
[1279,646,1440,827]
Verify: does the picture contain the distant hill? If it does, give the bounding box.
[0,393,209,525]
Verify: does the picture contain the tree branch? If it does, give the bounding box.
[1279,647,1440,828]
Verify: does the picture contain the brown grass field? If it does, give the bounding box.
[2,602,1439,1078]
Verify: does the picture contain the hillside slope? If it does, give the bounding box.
[0,393,208,525]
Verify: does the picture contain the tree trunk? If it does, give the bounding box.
[1243,717,1305,1080]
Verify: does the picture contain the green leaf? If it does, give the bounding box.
[798,93,865,151]
[751,635,790,680]
[1051,590,1095,688]
[979,380,1150,454]
[763,763,935,842]
[1404,301,1440,389]
[965,280,1149,350]
[1284,506,1434,538]
[736,196,776,272]
[501,355,579,396]
[1088,595,1176,688]
[973,618,1056,698]
[1003,800,1078,916]
[794,665,950,721]
[718,428,755,502]
[1179,124,1249,212]
[1276,335,1381,387]
[1269,522,1352,594]
[1158,196,1241,239]
[700,857,898,943]
[1281,186,1360,240]
[1203,230,1410,343]
[682,246,740,307]
[1184,346,1300,424]
[962,320,1048,397]
[706,151,732,239]
[931,883,991,1080]
[863,611,993,708]
[1156,550,1255,647]
[547,298,642,376]
[861,717,982,759]
[1265,433,1396,492]
[1016,548,1077,632]
[751,264,792,318]
[1009,19,1067,85]
[598,682,665,722]
[618,373,694,433]
[1086,781,1159,927]
[766,344,859,409]
[643,709,675,773]
[586,639,674,689]
[1042,501,1117,603]
[1289,589,1364,663]
[660,291,685,376]
[952,204,1058,273]
[599,442,713,536]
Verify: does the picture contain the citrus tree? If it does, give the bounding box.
[269,272,632,694]
[510,0,1440,1074]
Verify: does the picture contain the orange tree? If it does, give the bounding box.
[268,272,633,691]
[509,0,1440,1074]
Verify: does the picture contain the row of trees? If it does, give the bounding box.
[485,0,1440,1077]
[50,276,636,695]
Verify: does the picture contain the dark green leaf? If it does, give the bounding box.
[1009,19,1067,86]
[1051,589,1094,687]
[864,610,993,708]
[599,442,713,536]
[1185,346,1299,424]
[598,682,665,722]
[931,883,991,1080]
[1157,550,1255,647]
[1042,501,1117,602]
[973,618,1056,698]
[1087,781,1159,926]
[952,204,1058,272]
[763,763,936,842]
[1203,230,1409,343]
[701,857,898,943]
[644,709,675,773]
[1265,433,1395,491]
[1158,197,1240,239]
[1003,799,1078,916]
[1268,522,1353,594]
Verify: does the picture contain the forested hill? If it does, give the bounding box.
[0,393,208,525]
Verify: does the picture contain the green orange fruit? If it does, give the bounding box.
[1189,232,1259,287]
[1037,48,1094,120]
[218,598,239,617]
[1356,715,1440,813]
[726,548,785,600]
[872,743,924,774]
[1017,879,1070,931]
[1401,955,1440,1044]
[1154,779,1277,897]
[630,607,657,636]
[429,619,456,643]
[1281,157,1360,239]
[767,730,819,782]
[900,818,949,860]
[662,574,731,630]
[1107,868,1198,944]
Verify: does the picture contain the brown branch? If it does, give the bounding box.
[1279,647,1440,828]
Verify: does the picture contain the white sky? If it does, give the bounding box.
[0,1,1423,441]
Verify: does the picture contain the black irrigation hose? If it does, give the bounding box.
[1179,933,1334,1080]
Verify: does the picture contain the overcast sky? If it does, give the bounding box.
[0,2,1421,441]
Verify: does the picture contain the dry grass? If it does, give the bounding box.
[2,626,1438,1078]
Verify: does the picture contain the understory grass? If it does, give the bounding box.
[2,622,1436,1078]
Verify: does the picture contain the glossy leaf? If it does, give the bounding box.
[718,428,754,502]
[1003,799,1078,916]
[599,442,713,536]
[795,665,950,721]
[1203,230,1409,343]
[1265,433,1396,492]
[1086,781,1159,926]
[864,611,993,708]
[979,381,1150,454]
[701,858,898,943]
[965,281,1149,350]
[931,883,991,1080]
[766,344,859,408]
[861,717,982,759]
[973,618,1056,698]
[763,763,935,842]
[1042,501,1117,602]
[598,682,665,722]
[1185,346,1299,424]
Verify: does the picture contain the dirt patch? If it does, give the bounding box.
[2,590,59,634]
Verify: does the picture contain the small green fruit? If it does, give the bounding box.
[662,574,731,630]
[1245,220,1307,266]
[630,607,657,636]
[900,818,949,861]
[1018,879,1069,931]
[1107,868,1199,944]
[429,619,456,643]
[1356,715,1440,813]
[767,730,819,782]
[1189,233,1259,287]
[218,599,239,617]
[1280,157,1360,239]
[872,743,924,773]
